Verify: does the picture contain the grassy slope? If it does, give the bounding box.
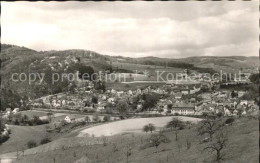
[16,117,258,163]
[0,125,48,154]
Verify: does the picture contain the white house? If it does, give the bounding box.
[171,103,195,115]
[107,98,115,104]
[224,107,231,116]
[64,116,72,123]
[12,108,19,114]
[240,100,247,106]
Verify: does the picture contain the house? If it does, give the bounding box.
[96,103,106,112]
[223,107,231,116]
[137,104,143,111]
[247,100,255,106]
[111,89,117,94]
[12,108,19,114]
[64,116,72,123]
[181,89,189,95]
[128,90,133,96]
[195,105,213,115]
[107,97,115,104]
[5,108,12,116]
[233,109,238,116]
[240,100,247,106]
[117,91,124,97]
[136,88,142,94]
[237,91,246,98]
[201,93,211,101]
[171,103,195,115]
[215,105,224,114]
[175,92,183,100]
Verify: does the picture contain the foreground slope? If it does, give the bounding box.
[12,117,258,163]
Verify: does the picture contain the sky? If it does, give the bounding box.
[1,1,258,58]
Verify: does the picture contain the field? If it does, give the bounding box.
[111,61,186,80]
[20,111,48,119]
[78,116,201,137]
[9,117,258,163]
[106,82,164,91]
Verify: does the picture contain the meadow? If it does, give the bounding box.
[78,116,201,137]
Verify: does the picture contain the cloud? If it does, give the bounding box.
[1,1,258,58]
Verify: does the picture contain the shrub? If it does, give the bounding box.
[225,117,235,125]
[40,138,51,145]
[103,115,111,122]
[0,134,9,144]
[174,113,179,116]
[27,140,37,148]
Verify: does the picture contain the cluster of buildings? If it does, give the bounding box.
[26,76,258,118]
[155,90,257,116]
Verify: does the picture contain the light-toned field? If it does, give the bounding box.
[78,116,201,137]
[106,82,164,91]
[111,61,185,78]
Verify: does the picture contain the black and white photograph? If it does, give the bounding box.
[0,1,259,163]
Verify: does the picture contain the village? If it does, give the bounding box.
[2,70,254,124]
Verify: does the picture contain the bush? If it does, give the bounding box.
[103,115,111,122]
[40,138,51,145]
[27,140,37,148]
[0,134,9,144]
[225,117,235,125]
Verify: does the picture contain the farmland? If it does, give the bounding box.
[78,116,201,137]
[111,61,186,80]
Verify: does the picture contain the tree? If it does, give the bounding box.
[124,144,132,163]
[103,115,111,122]
[91,96,98,104]
[40,137,51,145]
[47,112,54,122]
[68,63,95,81]
[27,140,37,148]
[166,118,185,130]
[94,80,106,92]
[166,118,185,141]
[203,131,228,162]
[149,133,170,151]
[0,117,6,132]
[197,116,222,141]
[167,104,172,113]
[142,93,160,111]
[92,113,99,122]
[85,116,90,123]
[231,90,238,98]
[117,101,128,115]
[225,117,235,125]
[148,123,156,133]
[143,125,150,133]
[143,123,156,133]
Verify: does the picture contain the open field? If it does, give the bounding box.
[106,82,164,91]
[78,116,201,137]
[111,61,186,79]
[9,117,258,163]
